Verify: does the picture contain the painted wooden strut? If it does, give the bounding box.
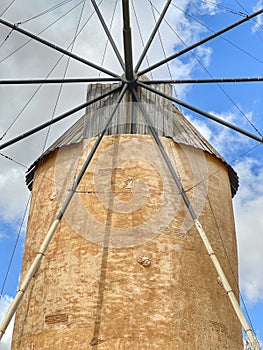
[0,83,129,342]
[131,87,260,350]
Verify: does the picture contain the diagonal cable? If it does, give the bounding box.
[98,0,119,78]
[0,0,109,141]
[142,1,263,137]
[0,83,128,341]
[0,85,122,151]
[0,28,14,50]
[197,0,247,16]
[130,0,153,79]
[138,81,263,143]
[0,195,30,298]
[232,0,263,31]
[171,2,263,64]
[0,18,119,78]
[138,8,263,76]
[135,0,172,72]
[169,24,263,138]
[0,0,84,65]
[42,0,87,152]
[91,0,125,70]
[147,0,181,109]
[0,152,27,168]
[20,0,77,25]
[148,1,262,72]
[0,0,15,17]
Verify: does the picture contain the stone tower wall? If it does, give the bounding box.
[11,135,243,349]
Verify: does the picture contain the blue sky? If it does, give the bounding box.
[0,1,262,349]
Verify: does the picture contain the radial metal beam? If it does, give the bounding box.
[140,77,263,84]
[0,85,122,151]
[132,87,260,350]
[122,0,134,81]
[138,81,263,143]
[131,92,137,134]
[91,0,125,70]
[0,83,128,342]
[138,8,263,76]
[132,87,196,217]
[0,77,121,85]
[135,0,172,72]
[0,18,119,78]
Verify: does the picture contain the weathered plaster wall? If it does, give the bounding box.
[11,135,242,349]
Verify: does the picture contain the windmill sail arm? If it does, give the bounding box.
[0,83,128,342]
[132,87,260,350]
[0,18,119,78]
[138,81,263,144]
[138,8,263,76]
[141,77,263,84]
[134,0,172,72]
[91,0,125,70]
[0,85,122,151]
[0,77,121,85]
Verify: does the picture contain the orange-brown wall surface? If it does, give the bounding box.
[11,135,243,349]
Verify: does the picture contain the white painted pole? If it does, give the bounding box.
[194,220,260,350]
[0,219,60,340]
[133,88,260,350]
[0,83,128,342]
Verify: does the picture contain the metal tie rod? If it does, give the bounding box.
[0,85,122,151]
[138,8,263,76]
[0,83,128,342]
[140,77,263,84]
[131,87,260,350]
[91,0,125,70]
[0,77,121,85]
[0,18,119,78]
[138,81,263,143]
[135,0,172,72]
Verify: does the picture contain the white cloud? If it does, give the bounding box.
[252,0,263,33]
[0,295,14,350]
[0,0,223,226]
[187,109,251,158]
[234,158,263,302]
[243,339,263,349]
[0,232,8,240]
[193,0,222,16]
[195,46,213,67]
[0,0,262,331]
[0,167,29,222]
[187,110,263,304]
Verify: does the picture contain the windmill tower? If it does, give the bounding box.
[0,1,262,349]
[8,80,245,350]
